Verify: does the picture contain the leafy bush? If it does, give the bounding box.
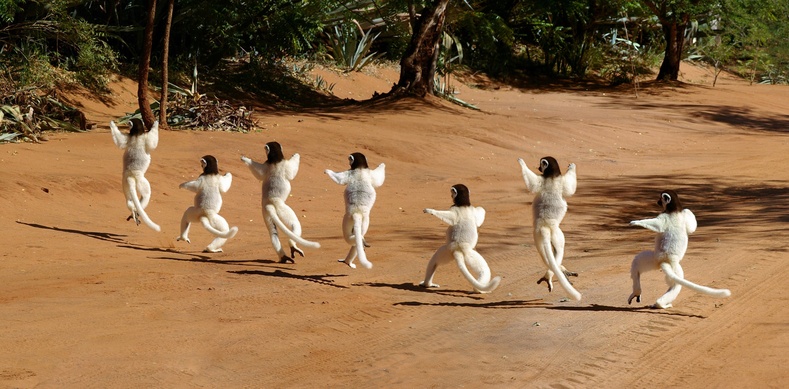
[593,33,660,85]
[452,11,515,76]
[0,1,117,92]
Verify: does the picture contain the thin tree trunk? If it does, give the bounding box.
[137,0,157,129]
[390,0,451,97]
[407,0,418,31]
[159,0,174,129]
[656,20,687,81]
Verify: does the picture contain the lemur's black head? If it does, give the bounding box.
[129,118,147,136]
[658,190,683,213]
[349,152,368,170]
[265,141,284,164]
[451,184,471,207]
[538,157,561,178]
[200,155,219,175]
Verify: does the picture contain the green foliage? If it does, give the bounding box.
[718,0,789,84]
[312,74,336,94]
[2,0,788,110]
[0,0,23,22]
[434,31,463,95]
[451,11,514,75]
[6,43,67,92]
[326,22,384,72]
[0,0,118,92]
[688,33,735,86]
[502,0,628,77]
[594,34,657,84]
[175,0,342,66]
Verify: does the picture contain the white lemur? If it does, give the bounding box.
[518,156,582,301]
[109,118,161,232]
[176,155,238,253]
[325,152,385,269]
[241,141,320,263]
[421,184,502,293]
[629,190,731,309]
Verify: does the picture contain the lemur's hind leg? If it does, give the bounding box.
[339,213,358,268]
[420,244,452,288]
[655,261,684,309]
[177,206,202,243]
[137,175,152,209]
[535,227,555,291]
[629,250,660,304]
[279,203,305,259]
[130,175,153,223]
[340,245,358,268]
[550,225,578,278]
[263,209,291,262]
[123,176,140,225]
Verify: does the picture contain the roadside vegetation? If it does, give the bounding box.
[1,0,787,141]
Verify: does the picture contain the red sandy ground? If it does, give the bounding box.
[1,63,787,388]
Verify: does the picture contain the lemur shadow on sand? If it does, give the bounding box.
[17,221,128,244]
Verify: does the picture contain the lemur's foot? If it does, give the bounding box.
[290,246,304,258]
[628,293,641,305]
[654,297,673,309]
[203,247,223,253]
[563,269,578,277]
[128,211,140,226]
[280,255,295,264]
[537,276,554,292]
[176,236,191,244]
[338,259,356,269]
[363,239,371,248]
[419,281,440,288]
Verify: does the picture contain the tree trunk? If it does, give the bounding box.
[407,0,418,31]
[159,0,174,129]
[137,0,157,129]
[656,20,687,81]
[390,0,451,97]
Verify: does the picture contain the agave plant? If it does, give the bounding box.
[433,32,477,110]
[327,21,384,72]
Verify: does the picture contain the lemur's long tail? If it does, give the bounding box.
[452,245,501,293]
[538,227,581,300]
[660,262,731,298]
[264,204,320,249]
[352,213,372,269]
[127,176,161,232]
[198,216,238,239]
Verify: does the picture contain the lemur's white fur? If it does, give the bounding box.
[325,153,385,269]
[421,185,501,293]
[177,156,238,253]
[110,119,160,231]
[241,143,320,263]
[629,191,731,309]
[518,157,582,301]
